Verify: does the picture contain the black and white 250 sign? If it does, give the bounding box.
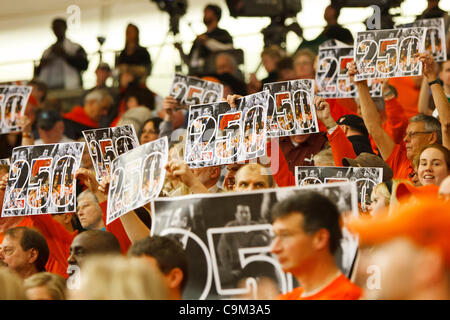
[355,27,426,80]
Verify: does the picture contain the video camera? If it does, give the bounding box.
[151,0,188,34]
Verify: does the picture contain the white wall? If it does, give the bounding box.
[0,0,448,97]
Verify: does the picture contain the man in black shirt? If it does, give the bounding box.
[176,4,233,75]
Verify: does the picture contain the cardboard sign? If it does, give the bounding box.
[263,79,318,137]
[397,18,447,62]
[83,125,140,182]
[185,91,268,168]
[107,136,168,225]
[0,85,32,134]
[295,166,383,212]
[151,182,359,300]
[316,41,382,98]
[2,142,85,216]
[354,27,426,80]
[169,74,224,106]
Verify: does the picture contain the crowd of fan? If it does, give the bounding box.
[0,1,450,300]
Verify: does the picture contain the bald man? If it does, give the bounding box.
[234,163,275,191]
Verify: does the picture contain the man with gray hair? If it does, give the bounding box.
[63,88,113,140]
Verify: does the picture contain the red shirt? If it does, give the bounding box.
[386,143,414,180]
[277,274,362,300]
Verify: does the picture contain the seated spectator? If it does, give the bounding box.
[36,18,88,90]
[347,195,450,299]
[215,52,244,82]
[415,143,450,187]
[129,235,188,300]
[0,266,26,300]
[34,109,74,145]
[76,190,105,231]
[67,230,121,271]
[293,48,316,79]
[24,272,67,300]
[271,191,362,300]
[63,89,113,140]
[70,255,169,300]
[92,62,112,91]
[140,117,164,145]
[1,227,49,279]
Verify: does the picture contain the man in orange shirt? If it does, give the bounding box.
[348,53,449,180]
[347,195,450,300]
[271,191,362,300]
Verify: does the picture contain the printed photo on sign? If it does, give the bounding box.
[2,142,85,217]
[0,85,32,134]
[107,136,168,225]
[151,182,359,300]
[0,158,10,166]
[397,18,446,62]
[83,125,140,182]
[354,27,426,81]
[316,42,382,98]
[185,91,268,168]
[295,166,383,212]
[262,79,318,137]
[169,73,224,107]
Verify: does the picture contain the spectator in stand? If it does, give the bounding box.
[36,18,88,90]
[248,45,284,93]
[337,114,374,155]
[347,196,450,300]
[0,266,26,300]
[234,163,274,191]
[175,4,233,75]
[76,190,105,231]
[129,235,188,300]
[348,54,450,181]
[276,57,297,82]
[63,89,113,140]
[415,144,450,187]
[215,53,245,82]
[140,117,164,145]
[69,255,169,300]
[293,49,316,80]
[116,23,152,78]
[33,109,74,145]
[0,227,49,279]
[24,272,67,300]
[271,191,362,300]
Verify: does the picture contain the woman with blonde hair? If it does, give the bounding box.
[368,179,410,216]
[24,272,66,300]
[71,255,169,300]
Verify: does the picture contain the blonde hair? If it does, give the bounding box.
[0,267,26,300]
[76,255,170,300]
[371,179,411,214]
[24,272,66,300]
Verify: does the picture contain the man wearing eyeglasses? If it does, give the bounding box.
[348,53,449,180]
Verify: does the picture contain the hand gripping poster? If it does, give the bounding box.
[316,40,382,98]
[354,27,426,81]
[169,73,224,107]
[151,182,359,300]
[106,136,168,225]
[295,166,383,212]
[185,91,268,168]
[2,142,85,216]
[82,125,140,182]
[0,85,32,134]
[397,17,447,62]
[262,79,318,137]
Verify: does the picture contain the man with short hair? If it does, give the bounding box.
[234,163,274,191]
[34,109,74,145]
[128,235,188,300]
[0,226,50,279]
[271,191,362,300]
[63,88,113,140]
[191,166,223,193]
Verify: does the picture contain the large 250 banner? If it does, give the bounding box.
[151,182,359,300]
[185,92,268,168]
[107,137,168,225]
[354,27,426,80]
[263,79,318,137]
[2,142,85,216]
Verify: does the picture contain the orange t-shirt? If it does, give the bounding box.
[386,143,414,180]
[277,274,362,300]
